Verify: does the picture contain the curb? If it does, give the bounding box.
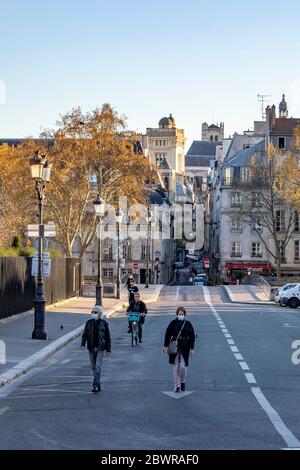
[0,286,163,388]
[223,286,274,306]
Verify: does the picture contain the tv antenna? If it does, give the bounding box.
[257,93,270,119]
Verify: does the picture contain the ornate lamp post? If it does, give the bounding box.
[116,208,124,299]
[145,207,153,288]
[29,151,52,340]
[93,194,105,306]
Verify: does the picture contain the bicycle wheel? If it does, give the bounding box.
[131,326,135,347]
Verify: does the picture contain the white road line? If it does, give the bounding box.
[234,353,244,361]
[224,334,232,338]
[0,406,9,416]
[252,387,300,448]
[239,361,250,371]
[227,339,235,345]
[203,286,300,449]
[175,286,180,302]
[222,329,229,333]
[61,359,71,364]
[245,373,257,384]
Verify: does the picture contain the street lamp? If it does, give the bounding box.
[29,151,52,340]
[145,207,153,288]
[115,208,124,298]
[93,194,105,306]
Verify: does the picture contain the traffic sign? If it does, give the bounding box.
[31,258,51,277]
[154,251,161,258]
[204,258,210,268]
[33,238,48,250]
[33,251,50,258]
[133,263,139,269]
[26,224,56,238]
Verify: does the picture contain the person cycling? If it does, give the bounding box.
[127,292,147,343]
[127,278,139,304]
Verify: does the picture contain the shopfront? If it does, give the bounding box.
[225,261,272,284]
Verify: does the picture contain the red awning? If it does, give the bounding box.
[225,261,272,270]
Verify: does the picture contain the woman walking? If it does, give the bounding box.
[163,306,195,393]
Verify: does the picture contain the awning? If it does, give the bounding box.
[225,261,272,271]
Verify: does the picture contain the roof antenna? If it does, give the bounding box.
[257,93,270,119]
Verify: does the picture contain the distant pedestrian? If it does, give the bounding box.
[163,306,195,393]
[127,278,139,304]
[80,305,111,393]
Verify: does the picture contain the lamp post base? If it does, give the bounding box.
[32,299,47,340]
[32,329,48,340]
[95,284,102,306]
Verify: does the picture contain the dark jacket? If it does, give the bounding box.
[127,300,147,323]
[164,318,195,366]
[81,318,111,353]
[128,285,139,303]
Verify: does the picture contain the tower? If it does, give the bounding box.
[279,94,288,118]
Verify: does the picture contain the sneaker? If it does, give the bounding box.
[97,385,102,392]
[174,387,180,393]
[92,386,98,393]
[181,383,186,392]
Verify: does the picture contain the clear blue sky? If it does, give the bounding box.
[1,0,300,149]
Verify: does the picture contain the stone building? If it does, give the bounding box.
[202,122,224,142]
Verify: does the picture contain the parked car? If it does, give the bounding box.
[193,275,207,286]
[279,284,300,308]
[275,284,299,304]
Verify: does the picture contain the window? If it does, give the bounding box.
[231,192,242,206]
[155,153,167,165]
[210,135,213,141]
[251,192,261,207]
[215,135,218,141]
[123,243,132,260]
[275,210,285,232]
[241,167,251,183]
[141,243,151,260]
[231,218,242,233]
[251,218,262,232]
[164,176,170,191]
[104,240,113,259]
[295,241,300,262]
[122,268,132,278]
[278,137,286,150]
[295,211,300,232]
[243,144,250,149]
[251,242,262,257]
[155,140,158,146]
[103,268,113,277]
[231,242,241,256]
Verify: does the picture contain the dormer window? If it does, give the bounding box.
[278,137,286,150]
[241,167,251,183]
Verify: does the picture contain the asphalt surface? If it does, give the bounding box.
[1,285,300,450]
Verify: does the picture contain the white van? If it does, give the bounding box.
[279,284,300,308]
[275,283,299,304]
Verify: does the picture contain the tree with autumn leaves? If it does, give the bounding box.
[0,104,157,257]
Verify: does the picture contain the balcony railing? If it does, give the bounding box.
[251,253,263,258]
[231,252,242,257]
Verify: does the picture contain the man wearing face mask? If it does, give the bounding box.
[163,306,195,393]
[80,305,111,393]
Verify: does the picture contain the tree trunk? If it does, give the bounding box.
[276,251,281,281]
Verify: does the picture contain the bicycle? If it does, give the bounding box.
[127,312,141,347]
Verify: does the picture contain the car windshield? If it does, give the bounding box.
[195,277,205,281]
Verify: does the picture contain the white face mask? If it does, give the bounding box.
[91,313,99,320]
[177,314,185,321]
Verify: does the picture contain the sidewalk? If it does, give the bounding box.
[224,285,274,305]
[0,284,163,386]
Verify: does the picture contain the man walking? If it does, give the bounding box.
[127,292,147,343]
[80,305,111,393]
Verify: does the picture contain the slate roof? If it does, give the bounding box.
[185,140,218,167]
[224,140,265,167]
[271,118,300,135]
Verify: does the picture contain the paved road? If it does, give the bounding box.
[1,286,300,450]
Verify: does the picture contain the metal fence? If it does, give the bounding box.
[0,257,82,320]
[243,273,272,300]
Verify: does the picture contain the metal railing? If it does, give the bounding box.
[244,273,272,300]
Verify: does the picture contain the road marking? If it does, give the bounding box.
[239,361,250,371]
[0,406,9,416]
[227,339,235,345]
[252,387,300,448]
[245,373,257,384]
[61,359,71,364]
[203,286,300,449]
[162,391,194,400]
[224,334,232,338]
[175,286,180,302]
[234,353,244,361]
